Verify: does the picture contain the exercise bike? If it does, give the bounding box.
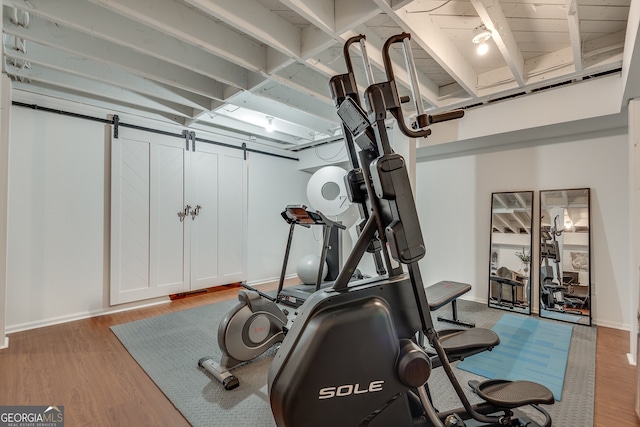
[198,205,345,390]
[268,33,554,427]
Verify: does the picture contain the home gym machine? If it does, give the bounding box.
[268,33,554,427]
[540,215,584,314]
[332,32,493,357]
[198,204,346,390]
[276,204,345,308]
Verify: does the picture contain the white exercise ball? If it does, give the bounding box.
[296,254,328,285]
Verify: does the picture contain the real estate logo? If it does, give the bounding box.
[0,406,64,427]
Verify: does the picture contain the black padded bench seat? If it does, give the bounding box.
[490,275,525,308]
[425,280,474,328]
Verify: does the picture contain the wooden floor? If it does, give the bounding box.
[1,284,638,427]
[594,326,640,426]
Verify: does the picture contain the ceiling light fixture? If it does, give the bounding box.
[265,116,274,133]
[472,24,492,55]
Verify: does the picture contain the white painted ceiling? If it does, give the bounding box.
[1,0,632,152]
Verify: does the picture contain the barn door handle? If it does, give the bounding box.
[178,205,191,222]
[191,205,201,220]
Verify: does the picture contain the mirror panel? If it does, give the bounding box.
[539,188,591,325]
[488,191,534,315]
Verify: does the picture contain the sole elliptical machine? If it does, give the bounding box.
[268,34,554,427]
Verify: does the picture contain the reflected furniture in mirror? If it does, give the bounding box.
[488,191,534,315]
[539,188,591,325]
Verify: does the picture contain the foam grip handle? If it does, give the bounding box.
[429,109,464,124]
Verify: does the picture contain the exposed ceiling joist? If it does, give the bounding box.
[6,0,255,90]
[378,0,480,98]
[12,80,189,125]
[1,0,633,151]
[2,12,227,100]
[494,214,518,234]
[7,63,197,118]
[181,0,303,63]
[470,0,526,86]
[565,0,583,73]
[85,0,268,74]
[4,40,214,111]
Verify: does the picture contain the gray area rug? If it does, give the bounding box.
[111,297,596,426]
[427,300,596,426]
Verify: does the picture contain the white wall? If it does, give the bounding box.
[247,156,361,282]
[7,108,106,330]
[3,85,635,334]
[416,127,630,329]
[4,98,314,332]
[416,155,479,293]
[246,154,317,284]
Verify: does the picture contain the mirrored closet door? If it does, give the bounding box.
[488,191,534,315]
[539,188,591,325]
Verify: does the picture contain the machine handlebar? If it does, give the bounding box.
[428,110,465,124]
[342,35,364,76]
[382,32,464,138]
[381,33,429,139]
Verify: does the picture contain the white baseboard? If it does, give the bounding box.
[593,319,630,330]
[0,336,8,350]
[6,297,171,334]
[460,296,486,304]
[4,277,298,335]
[628,353,637,366]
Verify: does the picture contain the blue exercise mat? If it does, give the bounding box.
[456,313,573,401]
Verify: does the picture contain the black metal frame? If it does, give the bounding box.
[538,187,592,326]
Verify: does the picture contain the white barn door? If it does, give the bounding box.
[217,149,247,284]
[111,130,247,304]
[189,146,219,290]
[111,129,188,304]
[189,143,247,290]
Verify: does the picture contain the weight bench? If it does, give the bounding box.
[490,275,525,309]
[425,280,475,328]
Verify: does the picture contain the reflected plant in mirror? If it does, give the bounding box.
[539,188,591,326]
[488,191,534,315]
[515,247,531,275]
